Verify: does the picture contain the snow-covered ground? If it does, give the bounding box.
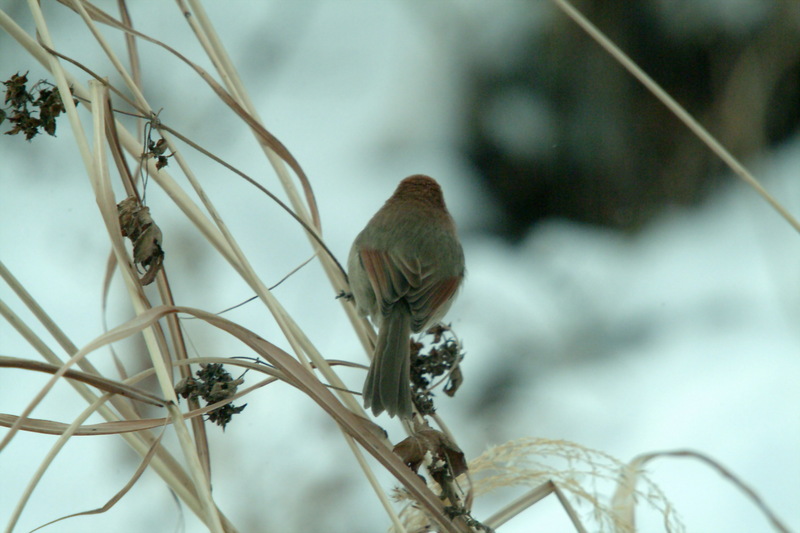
[1,2,797,532]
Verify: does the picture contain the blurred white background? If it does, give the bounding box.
[1,2,798,532]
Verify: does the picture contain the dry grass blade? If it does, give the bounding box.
[483,481,555,529]
[4,5,371,532]
[613,450,791,533]
[0,376,273,437]
[101,304,470,531]
[62,0,319,228]
[0,261,204,527]
[0,414,166,436]
[0,354,282,437]
[7,391,119,531]
[0,3,108,453]
[86,79,225,532]
[186,307,470,533]
[2,296,465,531]
[116,0,141,94]
[551,483,590,533]
[0,356,164,407]
[155,122,346,277]
[0,261,79,359]
[28,424,166,532]
[175,2,366,371]
[180,0,322,230]
[37,42,141,112]
[481,481,590,533]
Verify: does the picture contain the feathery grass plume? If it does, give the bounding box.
[394,437,684,532]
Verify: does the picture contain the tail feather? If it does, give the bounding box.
[363,303,413,418]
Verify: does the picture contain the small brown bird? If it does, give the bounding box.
[348,175,465,418]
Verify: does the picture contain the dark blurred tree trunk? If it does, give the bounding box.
[463,0,800,238]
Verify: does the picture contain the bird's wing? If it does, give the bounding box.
[359,248,460,331]
[405,274,461,331]
[358,248,410,314]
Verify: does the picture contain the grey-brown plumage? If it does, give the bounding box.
[348,175,465,418]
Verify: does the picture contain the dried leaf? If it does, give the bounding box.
[133,223,162,264]
[2,73,71,138]
[117,196,164,285]
[394,428,468,478]
[444,366,463,397]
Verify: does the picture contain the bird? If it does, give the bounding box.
[347,175,465,418]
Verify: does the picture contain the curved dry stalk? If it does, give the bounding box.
[6,394,165,533]
[0,354,284,435]
[81,1,371,395]
[4,299,469,531]
[156,121,347,278]
[0,356,165,407]
[88,82,219,529]
[5,0,366,432]
[54,5,360,409]
[0,269,204,530]
[59,0,320,227]
[1,4,457,531]
[179,0,323,233]
[0,20,223,521]
[183,305,467,532]
[28,424,166,533]
[613,450,791,533]
[482,481,589,533]
[0,376,276,436]
[173,0,370,361]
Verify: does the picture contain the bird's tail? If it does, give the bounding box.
[363,303,413,418]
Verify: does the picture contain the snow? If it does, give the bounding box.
[0,2,797,532]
